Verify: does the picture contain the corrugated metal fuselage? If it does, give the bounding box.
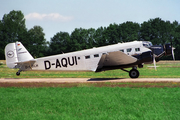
[25,41,151,72]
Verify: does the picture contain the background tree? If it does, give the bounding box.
[49,32,70,55]
[70,28,90,51]
[94,27,107,47]
[27,26,47,58]
[140,18,173,45]
[119,21,140,42]
[105,23,119,44]
[174,24,180,59]
[0,20,4,59]
[85,28,96,49]
[139,21,151,41]
[0,10,27,59]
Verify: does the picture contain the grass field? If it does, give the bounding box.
[0,60,180,119]
[1,60,180,78]
[0,87,180,120]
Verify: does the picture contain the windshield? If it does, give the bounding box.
[143,41,153,47]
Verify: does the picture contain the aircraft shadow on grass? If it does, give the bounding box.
[87,78,124,81]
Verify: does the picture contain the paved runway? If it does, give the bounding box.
[1,78,180,83]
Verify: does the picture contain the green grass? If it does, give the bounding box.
[1,61,180,78]
[0,87,180,120]
[1,61,180,119]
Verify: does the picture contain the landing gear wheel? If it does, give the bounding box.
[16,72,20,76]
[129,69,139,78]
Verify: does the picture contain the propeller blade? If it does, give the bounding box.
[153,54,157,71]
[171,40,175,60]
[172,47,175,60]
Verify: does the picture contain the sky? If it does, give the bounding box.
[1,0,180,41]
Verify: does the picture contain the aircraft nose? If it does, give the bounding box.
[149,43,175,61]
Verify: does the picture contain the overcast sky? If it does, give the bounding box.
[1,0,180,41]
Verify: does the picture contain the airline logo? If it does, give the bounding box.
[7,51,14,58]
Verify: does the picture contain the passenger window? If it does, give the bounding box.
[135,48,140,52]
[120,49,124,52]
[94,54,99,58]
[126,48,132,52]
[85,55,90,59]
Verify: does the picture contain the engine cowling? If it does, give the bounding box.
[164,43,172,56]
[133,51,153,64]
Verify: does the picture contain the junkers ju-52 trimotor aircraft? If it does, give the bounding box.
[5,41,174,78]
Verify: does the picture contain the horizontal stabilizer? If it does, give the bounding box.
[14,59,37,70]
[15,59,36,64]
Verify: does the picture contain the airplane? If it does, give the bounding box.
[4,41,174,78]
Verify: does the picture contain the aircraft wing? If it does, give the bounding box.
[98,51,137,68]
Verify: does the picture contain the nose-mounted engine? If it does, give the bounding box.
[143,41,175,61]
[164,43,174,56]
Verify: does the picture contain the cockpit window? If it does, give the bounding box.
[143,41,153,47]
[149,42,153,46]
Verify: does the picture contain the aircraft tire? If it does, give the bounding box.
[16,72,20,76]
[129,69,139,78]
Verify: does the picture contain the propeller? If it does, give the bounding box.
[153,54,157,71]
[147,54,158,70]
[171,42,175,60]
[172,47,175,60]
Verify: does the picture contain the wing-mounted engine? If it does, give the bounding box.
[133,51,153,65]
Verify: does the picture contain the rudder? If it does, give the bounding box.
[5,42,34,69]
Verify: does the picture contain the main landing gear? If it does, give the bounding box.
[129,69,139,78]
[121,67,140,78]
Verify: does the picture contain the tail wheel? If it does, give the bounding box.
[16,72,20,76]
[129,69,139,78]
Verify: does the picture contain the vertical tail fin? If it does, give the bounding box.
[5,42,34,68]
[5,43,18,68]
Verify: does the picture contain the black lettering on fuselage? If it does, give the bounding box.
[44,60,51,70]
[61,58,67,67]
[68,57,75,66]
[44,56,78,70]
[56,59,61,68]
[75,56,77,65]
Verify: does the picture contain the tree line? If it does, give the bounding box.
[1,10,180,60]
